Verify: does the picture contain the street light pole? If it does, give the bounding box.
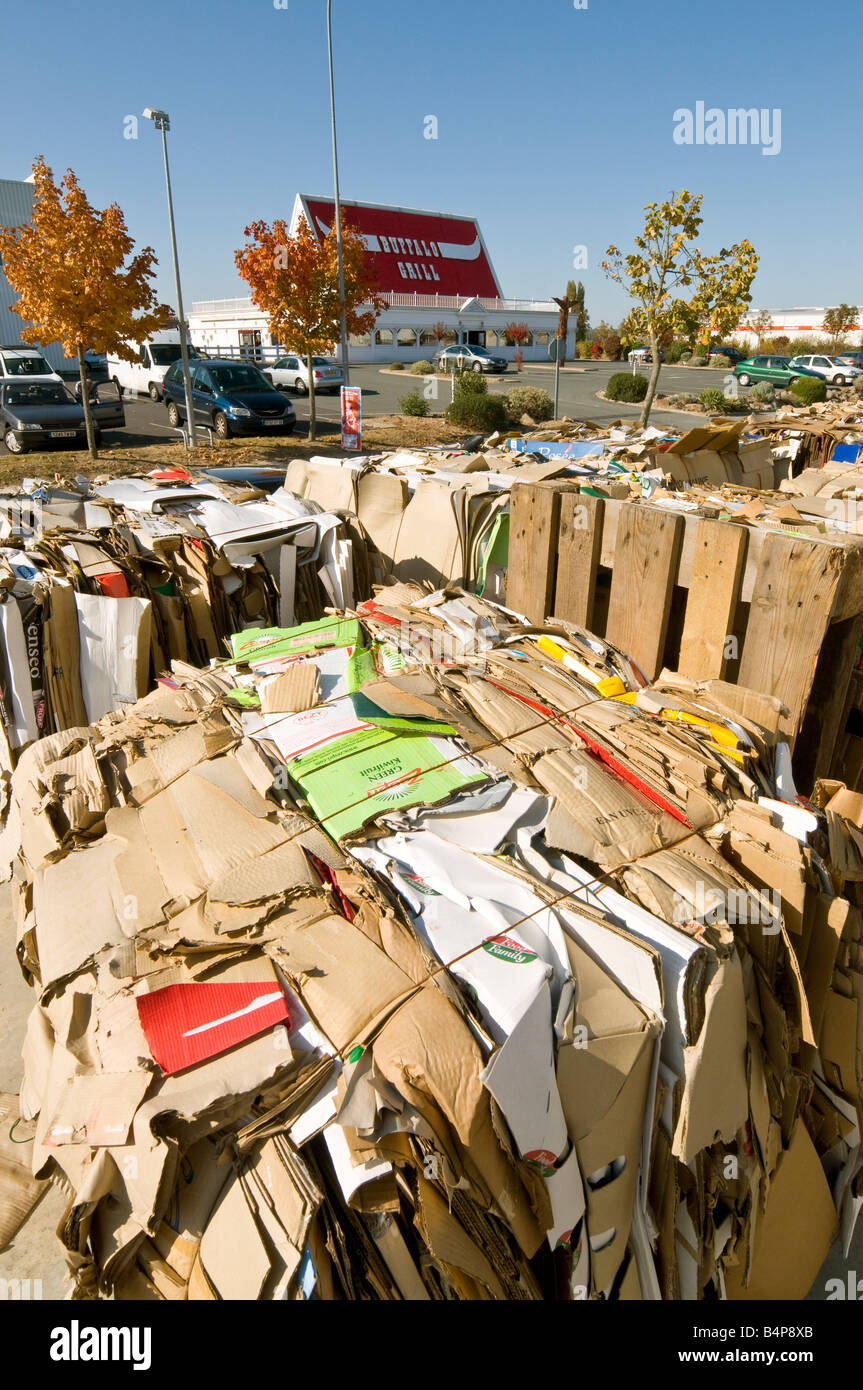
[326,0,349,387]
[143,108,198,448]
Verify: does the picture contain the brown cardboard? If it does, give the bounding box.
[725,1119,837,1299]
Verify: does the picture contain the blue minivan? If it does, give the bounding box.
[162,359,296,439]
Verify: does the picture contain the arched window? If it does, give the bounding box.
[535,330,549,345]
[397,328,418,348]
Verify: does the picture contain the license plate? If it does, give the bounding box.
[324,371,338,377]
[263,420,281,427]
[50,430,77,438]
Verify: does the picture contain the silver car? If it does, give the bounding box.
[266,354,343,395]
[788,354,863,386]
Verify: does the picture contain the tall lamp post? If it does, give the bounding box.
[326,1,349,386]
[142,107,198,447]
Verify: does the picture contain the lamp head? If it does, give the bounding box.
[143,108,170,130]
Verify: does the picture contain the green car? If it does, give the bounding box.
[732,355,816,388]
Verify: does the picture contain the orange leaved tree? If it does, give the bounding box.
[0,156,172,460]
[234,214,386,441]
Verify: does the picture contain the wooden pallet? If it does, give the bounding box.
[506,480,863,791]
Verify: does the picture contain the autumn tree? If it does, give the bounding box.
[602,191,758,425]
[235,215,386,440]
[822,303,859,352]
[0,156,171,460]
[552,282,583,365]
[431,320,451,346]
[747,308,774,347]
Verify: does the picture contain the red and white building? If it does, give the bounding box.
[188,194,568,365]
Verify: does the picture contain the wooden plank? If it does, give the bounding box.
[677,520,748,680]
[553,493,604,628]
[505,482,562,624]
[738,533,846,746]
[796,613,863,789]
[605,504,684,679]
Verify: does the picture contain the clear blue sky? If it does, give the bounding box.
[3,0,859,326]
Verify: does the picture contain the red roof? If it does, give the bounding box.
[295,195,502,299]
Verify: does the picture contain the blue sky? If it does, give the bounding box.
[3,0,859,326]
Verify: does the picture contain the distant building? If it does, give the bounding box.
[0,177,65,366]
[734,308,863,347]
[189,194,568,364]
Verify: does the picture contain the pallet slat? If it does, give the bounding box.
[507,482,561,623]
[605,504,683,679]
[678,520,748,680]
[737,533,846,746]
[553,493,605,629]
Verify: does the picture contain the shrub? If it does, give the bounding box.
[409,359,434,375]
[690,355,708,366]
[575,339,592,359]
[400,390,429,417]
[791,376,828,405]
[606,372,649,403]
[390,361,404,370]
[452,368,488,396]
[602,332,622,360]
[698,388,728,412]
[854,376,863,397]
[750,382,775,404]
[678,350,692,363]
[710,354,733,369]
[446,392,508,432]
[664,342,689,363]
[664,392,698,408]
[505,386,554,422]
[589,342,603,359]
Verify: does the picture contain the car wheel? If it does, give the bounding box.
[737,373,751,387]
[214,412,231,440]
[294,378,307,395]
[4,430,23,454]
[148,382,161,401]
[788,377,799,388]
[834,374,846,386]
[167,401,181,427]
[472,361,482,373]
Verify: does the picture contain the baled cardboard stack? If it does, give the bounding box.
[3,581,861,1300]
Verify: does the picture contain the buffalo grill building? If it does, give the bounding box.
[188,194,567,366]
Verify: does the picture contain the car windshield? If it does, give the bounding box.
[209,365,272,392]
[3,382,74,407]
[1,353,52,376]
[150,344,201,366]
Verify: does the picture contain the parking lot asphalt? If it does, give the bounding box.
[0,361,738,455]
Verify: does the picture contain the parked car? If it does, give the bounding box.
[432,344,507,373]
[836,350,863,371]
[265,354,343,395]
[627,346,665,364]
[0,379,125,454]
[0,346,63,384]
[108,331,202,401]
[706,344,745,363]
[161,360,295,439]
[56,350,109,386]
[731,355,820,388]
[788,354,863,386]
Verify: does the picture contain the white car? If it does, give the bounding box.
[0,346,63,384]
[788,354,863,386]
[266,354,343,395]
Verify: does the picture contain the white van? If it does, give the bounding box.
[107,330,201,401]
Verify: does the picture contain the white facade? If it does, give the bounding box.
[188,292,572,365]
[733,307,863,347]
